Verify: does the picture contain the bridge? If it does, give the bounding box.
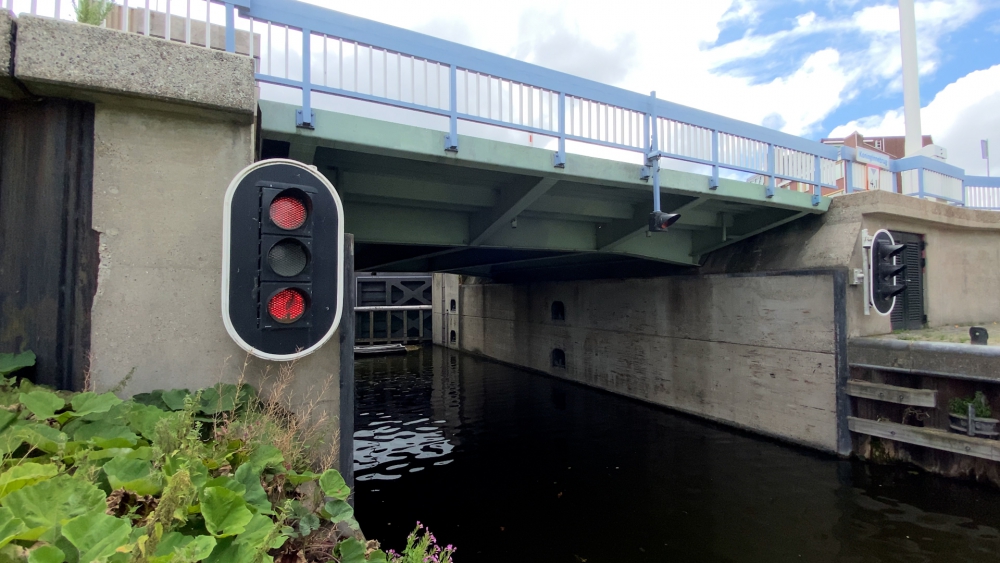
[12,0,997,280]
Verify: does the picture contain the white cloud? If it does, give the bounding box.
[829,63,1000,175]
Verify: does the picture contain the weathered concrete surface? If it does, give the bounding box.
[88,105,255,392]
[455,274,842,452]
[849,337,1000,381]
[0,11,17,99]
[14,15,255,117]
[431,273,461,348]
[703,190,1000,335]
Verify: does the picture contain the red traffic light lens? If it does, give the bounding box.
[268,288,307,324]
[270,196,307,230]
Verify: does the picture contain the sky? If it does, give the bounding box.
[300,0,1000,176]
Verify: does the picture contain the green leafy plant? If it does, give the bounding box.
[949,391,992,418]
[0,358,453,563]
[72,0,116,25]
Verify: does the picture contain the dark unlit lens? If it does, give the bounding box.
[268,240,308,277]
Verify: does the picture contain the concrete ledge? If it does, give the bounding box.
[13,15,254,116]
[849,337,1000,381]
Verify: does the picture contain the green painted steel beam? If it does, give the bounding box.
[469,177,559,245]
[260,101,829,214]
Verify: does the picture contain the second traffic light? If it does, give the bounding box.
[869,229,906,316]
[648,211,681,232]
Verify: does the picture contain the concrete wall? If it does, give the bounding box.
[3,15,346,462]
[452,273,846,453]
[704,190,1000,335]
[431,273,461,348]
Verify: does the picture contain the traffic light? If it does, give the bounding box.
[222,159,344,360]
[648,211,681,232]
[869,229,906,316]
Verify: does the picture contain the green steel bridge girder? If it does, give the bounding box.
[258,100,829,276]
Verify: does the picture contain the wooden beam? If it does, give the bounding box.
[846,380,936,407]
[848,417,1000,462]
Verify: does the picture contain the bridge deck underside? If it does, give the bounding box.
[259,101,828,281]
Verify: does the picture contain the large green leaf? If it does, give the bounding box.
[321,499,354,524]
[1,475,106,542]
[336,537,367,563]
[151,532,216,563]
[27,545,64,563]
[102,457,162,496]
[18,391,64,420]
[0,352,35,376]
[0,423,68,455]
[0,507,26,549]
[62,509,131,563]
[233,514,274,551]
[0,411,17,434]
[73,421,139,449]
[285,470,319,486]
[124,404,168,441]
[160,389,192,411]
[246,445,283,473]
[0,463,58,498]
[233,464,270,514]
[200,487,253,537]
[69,392,122,418]
[319,469,350,501]
[204,537,255,563]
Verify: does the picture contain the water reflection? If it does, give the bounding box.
[355,347,1000,562]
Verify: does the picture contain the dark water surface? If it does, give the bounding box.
[353,347,1000,563]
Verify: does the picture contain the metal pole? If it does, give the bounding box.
[650,91,660,212]
[445,64,458,152]
[225,3,235,52]
[554,92,566,168]
[710,130,719,189]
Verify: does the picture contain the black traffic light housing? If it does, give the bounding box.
[869,229,906,316]
[648,211,681,232]
[223,159,344,360]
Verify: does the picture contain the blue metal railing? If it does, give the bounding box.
[13,0,998,211]
[227,0,840,208]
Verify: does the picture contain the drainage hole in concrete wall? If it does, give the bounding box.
[551,348,566,368]
[450,330,457,344]
[450,299,457,312]
[551,301,565,321]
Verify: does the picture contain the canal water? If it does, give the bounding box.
[353,347,1000,562]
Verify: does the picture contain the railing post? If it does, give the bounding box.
[710,129,719,190]
[844,160,853,194]
[554,92,566,168]
[812,155,821,206]
[962,180,967,207]
[296,28,315,129]
[649,91,661,212]
[918,167,925,199]
[444,65,458,152]
[766,143,775,198]
[224,3,235,52]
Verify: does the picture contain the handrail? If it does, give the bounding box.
[13,0,997,211]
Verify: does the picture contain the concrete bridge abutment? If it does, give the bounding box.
[436,190,1000,459]
[0,14,351,471]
